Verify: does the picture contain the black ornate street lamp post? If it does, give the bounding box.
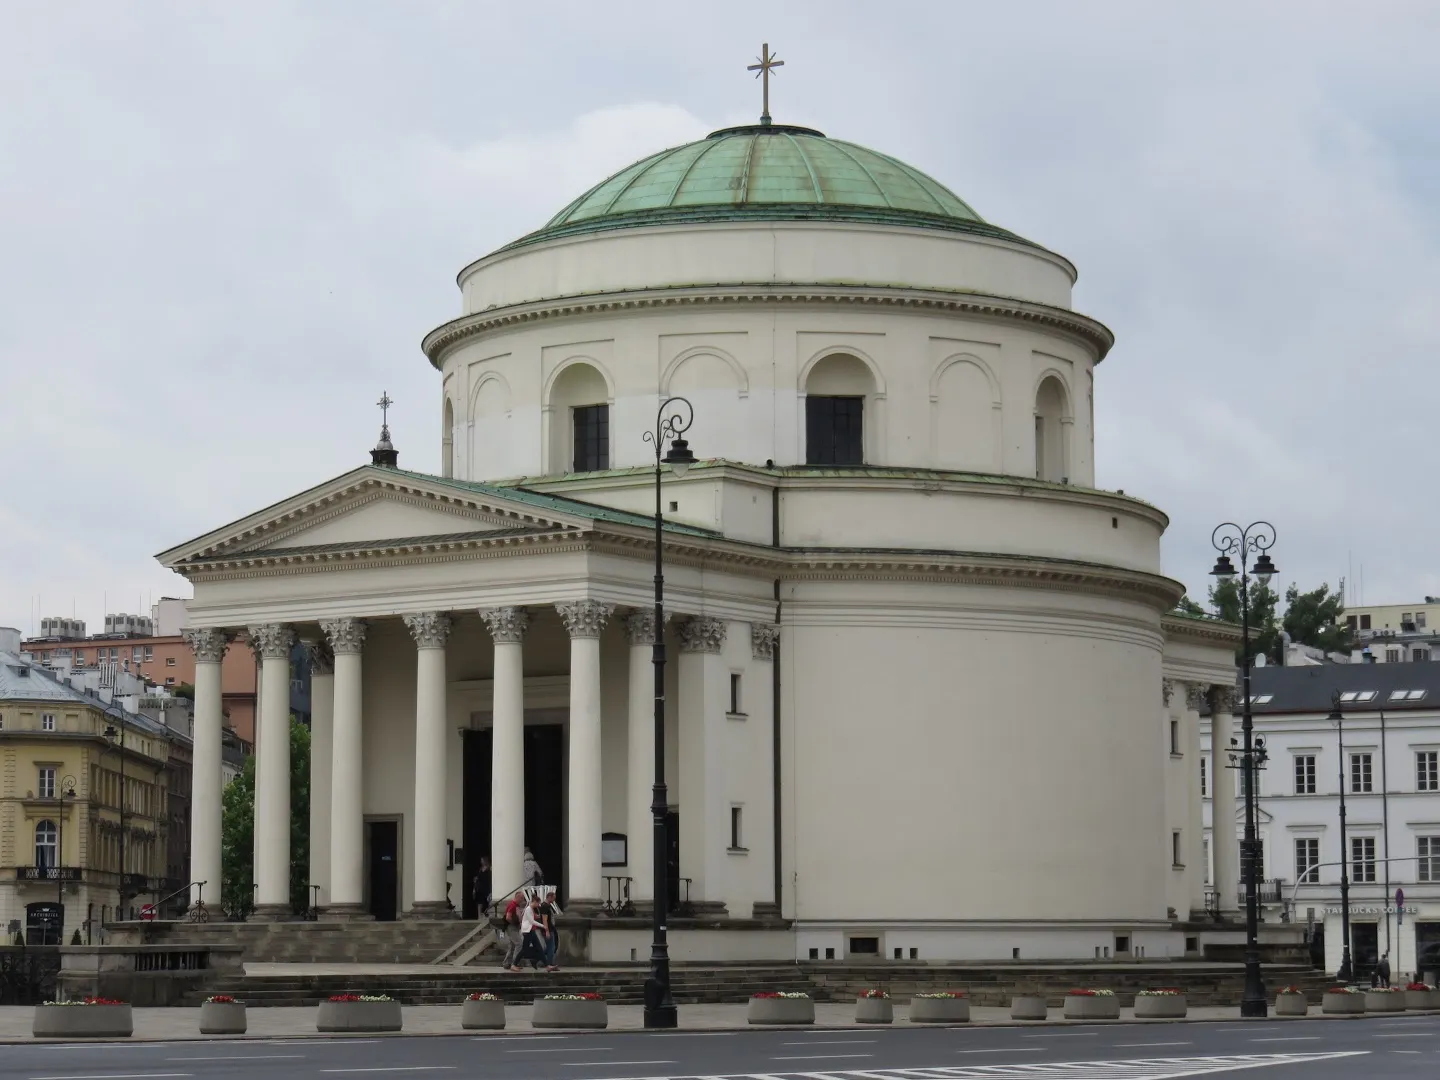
[1331,695,1354,983]
[1211,520,1277,1019]
[104,717,128,919]
[57,776,77,911]
[641,396,695,1029]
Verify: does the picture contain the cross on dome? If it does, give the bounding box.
[747,43,784,125]
[371,390,398,467]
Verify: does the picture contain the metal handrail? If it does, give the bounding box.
[150,880,205,915]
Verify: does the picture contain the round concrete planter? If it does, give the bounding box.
[1133,994,1186,1019]
[1406,989,1440,1010]
[909,996,970,1023]
[1274,993,1308,1016]
[33,1003,133,1038]
[1063,994,1120,1020]
[1010,995,1048,1020]
[461,998,506,1030]
[317,999,403,1032]
[199,1001,247,1035]
[1365,990,1408,1013]
[748,995,815,1025]
[1321,992,1366,1015]
[855,997,892,1024]
[533,997,608,1029]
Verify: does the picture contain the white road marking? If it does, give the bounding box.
[953,1047,1044,1054]
[29,1075,194,1080]
[769,1056,877,1061]
[318,1070,457,1075]
[782,1042,878,1046]
[1113,1042,1193,1048]
[165,1057,304,1062]
[1249,1036,1321,1042]
[470,1035,569,1041]
[1375,1032,1436,1037]
[1023,1032,1099,1038]
[509,1047,617,1054]
[559,1063,678,1068]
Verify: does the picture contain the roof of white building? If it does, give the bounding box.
[1239,662,1440,715]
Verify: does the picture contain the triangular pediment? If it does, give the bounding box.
[157,466,594,568]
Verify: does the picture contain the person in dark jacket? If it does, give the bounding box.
[473,857,492,918]
[1379,951,1392,988]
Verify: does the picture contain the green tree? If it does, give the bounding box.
[1283,582,1354,655]
[1209,577,1282,664]
[1174,595,1208,617]
[220,717,311,917]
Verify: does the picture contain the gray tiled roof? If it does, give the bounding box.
[1243,662,1440,714]
[0,650,173,738]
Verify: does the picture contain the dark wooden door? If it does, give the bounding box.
[367,820,399,922]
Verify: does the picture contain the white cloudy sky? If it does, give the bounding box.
[2,0,1437,635]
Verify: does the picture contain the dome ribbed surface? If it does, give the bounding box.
[547,124,984,226]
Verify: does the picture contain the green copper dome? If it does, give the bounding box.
[504,124,1035,251]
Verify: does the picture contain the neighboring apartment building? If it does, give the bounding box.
[1203,663,1440,982]
[22,614,261,743]
[0,629,175,944]
[1343,599,1440,665]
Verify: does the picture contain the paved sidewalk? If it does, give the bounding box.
[0,1002,1289,1042]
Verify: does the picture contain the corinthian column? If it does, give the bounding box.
[678,616,728,910]
[248,623,295,919]
[404,612,453,916]
[306,642,335,909]
[625,611,658,903]
[558,600,612,907]
[182,627,228,910]
[322,617,367,917]
[1185,683,1207,918]
[1209,685,1241,918]
[481,607,528,902]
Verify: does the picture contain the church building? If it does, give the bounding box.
[159,79,1243,961]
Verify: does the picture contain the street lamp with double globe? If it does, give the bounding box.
[1210,520,1278,1018]
[641,395,696,1029]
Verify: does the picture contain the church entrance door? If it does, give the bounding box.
[462,723,565,913]
[366,819,399,922]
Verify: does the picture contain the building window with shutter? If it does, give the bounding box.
[805,396,864,465]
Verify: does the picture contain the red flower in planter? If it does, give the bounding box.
[82,997,125,1005]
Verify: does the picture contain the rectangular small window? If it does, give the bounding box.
[1170,719,1180,755]
[1419,836,1440,883]
[1200,755,1208,797]
[1171,830,1182,867]
[730,672,742,715]
[1418,751,1439,792]
[143,646,154,662]
[1361,614,1372,630]
[1387,648,1401,663]
[1350,753,1373,793]
[848,936,879,955]
[131,646,142,662]
[1295,837,1320,883]
[729,806,743,850]
[1352,836,1377,882]
[1203,837,1211,884]
[1404,613,1413,624]
[38,767,56,799]
[805,395,864,466]
[1294,754,1316,795]
[571,404,610,472]
[1346,615,1357,630]
[1419,612,1428,629]
[165,656,176,667]
[41,713,56,731]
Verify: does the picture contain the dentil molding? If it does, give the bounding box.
[480,606,529,643]
[182,627,230,665]
[321,617,367,655]
[556,600,613,639]
[404,611,453,649]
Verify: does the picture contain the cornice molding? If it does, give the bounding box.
[1161,613,1243,647]
[422,283,1115,368]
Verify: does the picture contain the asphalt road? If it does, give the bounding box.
[2,1014,1437,1080]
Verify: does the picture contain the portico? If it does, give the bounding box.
[166,467,780,921]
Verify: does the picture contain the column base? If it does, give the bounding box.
[405,901,458,920]
[321,903,375,922]
[250,903,295,922]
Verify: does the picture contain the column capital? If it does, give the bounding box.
[182,627,230,665]
[480,606,529,643]
[305,641,335,676]
[625,610,659,647]
[557,600,613,639]
[679,616,727,654]
[321,617,367,655]
[247,624,295,660]
[1209,685,1237,713]
[1162,678,1175,708]
[404,611,453,650]
[751,623,780,661]
[1185,683,1207,711]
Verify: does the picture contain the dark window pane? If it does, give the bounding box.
[572,404,609,472]
[806,395,864,465]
